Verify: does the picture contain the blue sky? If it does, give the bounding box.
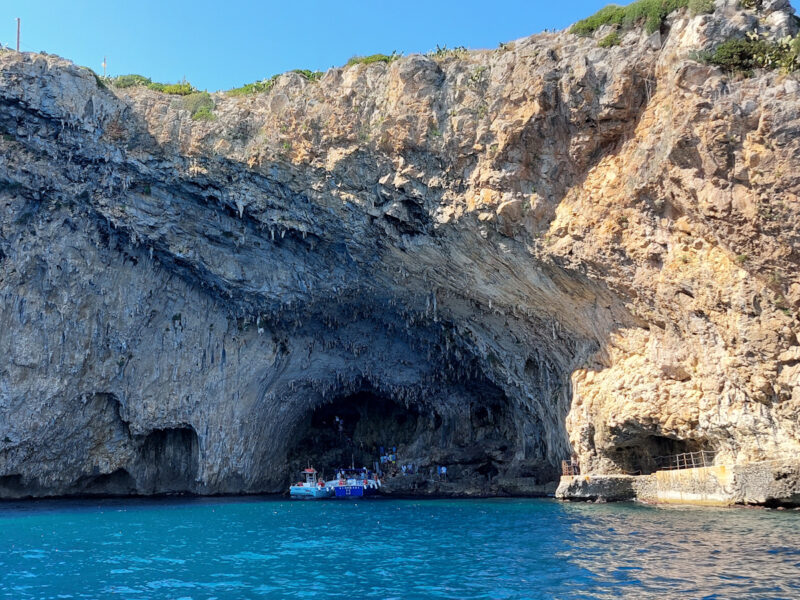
[2,1,797,91]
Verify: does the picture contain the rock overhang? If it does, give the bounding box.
[1,0,800,497]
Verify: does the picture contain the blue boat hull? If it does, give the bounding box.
[333,484,379,498]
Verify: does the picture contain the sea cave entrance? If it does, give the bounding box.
[283,382,525,492]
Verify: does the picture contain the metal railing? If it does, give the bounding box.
[654,450,716,471]
[562,460,580,476]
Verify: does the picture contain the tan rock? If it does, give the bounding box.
[1,1,800,497]
[496,198,523,222]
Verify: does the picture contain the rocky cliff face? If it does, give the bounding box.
[1,0,798,498]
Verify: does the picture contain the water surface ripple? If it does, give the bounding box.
[1,497,798,599]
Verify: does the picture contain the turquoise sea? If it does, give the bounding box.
[1,497,798,599]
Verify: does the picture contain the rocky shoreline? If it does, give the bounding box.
[556,460,800,507]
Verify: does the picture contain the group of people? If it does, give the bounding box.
[376,446,449,481]
[378,446,397,466]
[400,463,418,475]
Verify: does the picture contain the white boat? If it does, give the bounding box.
[289,468,333,499]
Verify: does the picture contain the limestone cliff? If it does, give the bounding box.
[1,0,798,498]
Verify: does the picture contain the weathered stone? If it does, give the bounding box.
[555,475,638,502]
[557,462,800,507]
[0,1,799,499]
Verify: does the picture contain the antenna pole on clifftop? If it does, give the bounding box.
[102,56,107,77]
[16,18,20,52]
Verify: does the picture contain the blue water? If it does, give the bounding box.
[1,497,798,599]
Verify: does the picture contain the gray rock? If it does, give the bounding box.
[0,0,799,499]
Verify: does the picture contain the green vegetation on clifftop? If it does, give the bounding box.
[225,69,322,97]
[111,74,195,95]
[427,45,469,59]
[290,69,324,81]
[226,75,279,97]
[345,52,402,67]
[571,0,694,36]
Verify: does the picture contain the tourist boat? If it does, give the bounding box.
[330,468,381,498]
[289,468,333,499]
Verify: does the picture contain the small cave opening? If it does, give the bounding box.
[284,383,522,493]
[0,474,26,497]
[136,426,199,494]
[609,435,710,475]
[72,468,137,497]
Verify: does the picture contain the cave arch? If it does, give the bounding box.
[282,381,528,492]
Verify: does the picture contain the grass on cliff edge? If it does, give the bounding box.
[111,75,215,118]
[111,74,195,95]
[571,0,714,36]
[226,75,279,96]
[225,69,322,97]
[227,55,402,96]
[346,52,402,67]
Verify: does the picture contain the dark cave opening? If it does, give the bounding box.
[72,468,137,496]
[0,474,25,497]
[609,435,709,475]
[285,392,426,482]
[284,384,524,491]
[136,426,199,494]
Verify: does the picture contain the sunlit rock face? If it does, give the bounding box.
[1,1,799,497]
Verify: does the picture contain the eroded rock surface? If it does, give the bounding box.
[0,0,798,497]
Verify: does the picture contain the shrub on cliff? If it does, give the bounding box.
[599,32,622,47]
[147,81,195,95]
[688,0,715,15]
[346,52,401,67]
[427,45,468,60]
[290,69,324,81]
[571,0,691,36]
[112,74,151,88]
[698,33,799,75]
[182,91,215,121]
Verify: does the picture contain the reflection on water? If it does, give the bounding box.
[0,496,798,599]
[559,502,800,599]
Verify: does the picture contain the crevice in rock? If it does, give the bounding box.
[134,427,199,494]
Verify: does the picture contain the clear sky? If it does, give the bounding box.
[2,1,797,92]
